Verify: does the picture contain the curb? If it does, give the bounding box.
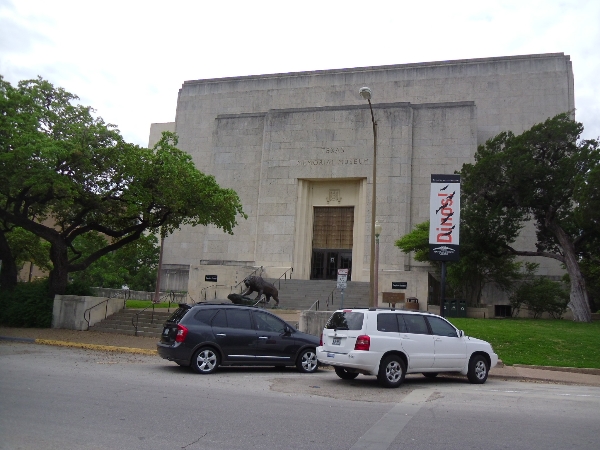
[1,336,157,356]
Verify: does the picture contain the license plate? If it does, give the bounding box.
[332,337,341,345]
[327,353,335,358]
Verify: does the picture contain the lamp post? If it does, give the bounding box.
[360,86,378,307]
[374,220,382,307]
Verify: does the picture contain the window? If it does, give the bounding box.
[254,312,286,333]
[427,316,458,337]
[377,314,399,332]
[211,310,227,328]
[194,309,217,325]
[326,311,364,330]
[400,314,429,335]
[225,309,253,330]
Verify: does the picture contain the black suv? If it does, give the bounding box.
[157,303,320,374]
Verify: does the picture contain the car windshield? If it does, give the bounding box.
[326,311,364,330]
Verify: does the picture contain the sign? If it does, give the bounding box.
[392,282,407,289]
[337,269,348,289]
[205,275,218,282]
[429,174,460,261]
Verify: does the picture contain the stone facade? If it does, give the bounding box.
[149,53,574,306]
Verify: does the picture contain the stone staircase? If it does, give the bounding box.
[88,309,172,338]
[269,279,370,310]
[87,279,370,337]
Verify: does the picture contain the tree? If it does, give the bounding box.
[460,113,600,322]
[0,76,246,297]
[395,220,523,305]
[68,232,159,291]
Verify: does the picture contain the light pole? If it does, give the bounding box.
[360,86,378,307]
[374,220,382,307]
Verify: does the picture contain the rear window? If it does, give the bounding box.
[326,311,364,330]
[166,305,191,324]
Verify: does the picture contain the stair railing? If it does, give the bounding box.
[84,296,123,331]
[131,292,171,336]
[308,286,335,311]
[275,267,293,289]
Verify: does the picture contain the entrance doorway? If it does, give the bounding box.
[310,207,354,280]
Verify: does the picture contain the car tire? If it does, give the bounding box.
[334,366,359,380]
[377,355,406,388]
[191,347,219,374]
[422,372,438,379]
[296,348,318,373]
[467,354,489,384]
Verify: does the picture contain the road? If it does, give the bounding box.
[1,342,599,450]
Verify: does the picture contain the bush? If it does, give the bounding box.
[0,280,53,327]
[510,277,569,319]
[0,279,93,328]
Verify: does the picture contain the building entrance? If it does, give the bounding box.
[310,207,354,280]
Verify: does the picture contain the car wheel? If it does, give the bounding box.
[334,366,359,380]
[296,348,318,373]
[191,347,219,374]
[377,355,406,388]
[422,372,438,379]
[467,354,489,384]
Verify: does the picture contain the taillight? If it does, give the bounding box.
[319,332,323,347]
[175,324,188,343]
[355,335,370,351]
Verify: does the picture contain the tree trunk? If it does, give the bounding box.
[48,240,69,298]
[548,222,592,322]
[0,230,18,290]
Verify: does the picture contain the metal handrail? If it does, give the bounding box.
[275,267,293,289]
[84,296,124,331]
[131,292,171,336]
[308,286,337,311]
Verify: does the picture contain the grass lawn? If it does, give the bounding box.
[125,300,177,309]
[448,318,600,369]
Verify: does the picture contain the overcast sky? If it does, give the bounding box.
[1,0,599,146]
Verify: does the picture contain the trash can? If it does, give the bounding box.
[448,299,457,317]
[405,297,419,311]
[458,300,467,317]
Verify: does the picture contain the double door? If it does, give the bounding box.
[311,250,352,280]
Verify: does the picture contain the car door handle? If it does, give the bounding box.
[216,333,226,337]
[434,338,442,341]
[258,336,268,340]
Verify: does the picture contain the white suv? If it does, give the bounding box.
[316,308,498,388]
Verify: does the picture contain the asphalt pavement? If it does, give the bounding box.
[2,326,600,386]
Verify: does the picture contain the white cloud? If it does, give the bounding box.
[1,0,599,144]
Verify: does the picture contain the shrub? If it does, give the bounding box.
[510,277,569,319]
[0,279,93,328]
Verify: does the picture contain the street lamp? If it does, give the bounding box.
[374,220,382,307]
[360,86,378,307]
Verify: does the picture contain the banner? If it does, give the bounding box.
[429,174,460,261]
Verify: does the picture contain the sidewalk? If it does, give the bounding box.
[2,326,600,386]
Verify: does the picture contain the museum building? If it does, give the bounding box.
[148,52,574,309]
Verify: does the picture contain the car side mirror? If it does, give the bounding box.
[284,325,292,335]
[458,330,464,338]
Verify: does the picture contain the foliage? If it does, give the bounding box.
[0,76,246,297]
[509,276,569,319]
[0,278,91,328]
[395,220,524,305]
[68,232,159,292]
[6,227,52,272]
[460,113,600,321]
[449,318,600,368]
[0,280,53,327]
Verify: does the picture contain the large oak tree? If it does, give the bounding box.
[461,113,599,322]
[0,76,246,297]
